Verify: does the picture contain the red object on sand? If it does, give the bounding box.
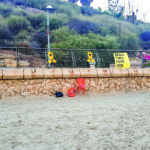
[68,88,76,97]
[76,78,85,96]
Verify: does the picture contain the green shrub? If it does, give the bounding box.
[14,30,29,40]
[12,7,26,16]
[27,13,46,29]
[0,21,12,40]
[120,31,140,50]
[51,27,120,49]
[7,16,31,34]
[0,3,13,17]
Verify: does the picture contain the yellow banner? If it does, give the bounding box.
[113,53,130,68]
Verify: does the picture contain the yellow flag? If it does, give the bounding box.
[113,53,130,68]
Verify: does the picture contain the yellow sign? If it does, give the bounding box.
[48,52,57,64]
[87,52,95,63]
[113,53,130,68]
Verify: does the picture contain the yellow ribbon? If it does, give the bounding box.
[87,52,95,63]
[48,52,57,64]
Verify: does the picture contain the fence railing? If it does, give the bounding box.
[0,47,148,68]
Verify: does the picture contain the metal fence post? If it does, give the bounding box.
[71,51,76,68]
[45,48,48,68]
[95,51,100,68]
[16,48,19,68]
[140,51,144,68]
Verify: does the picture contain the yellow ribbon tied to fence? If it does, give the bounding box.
[113,53,130,68]
[87,52,95,63]
[48,52,57,64]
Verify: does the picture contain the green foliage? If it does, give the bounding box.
[7,16,31,34]
[0,0,149,51]
[32,32,47,47]
[68,0,78,3]
[51,27,120,49]
[53,1,81,17]
[81,6,101,16]
[0,3,13,17]
[80,0,93,6]
[13,0,49,9]
[0,21,12,41]
[27,13,46,29]
[14,30,30,40]
[120,32,139,50]
[12,7,26,16]
[108,0,124,19]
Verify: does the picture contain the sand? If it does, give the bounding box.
[0,91,150,150]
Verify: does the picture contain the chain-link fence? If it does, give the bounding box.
[0,47,148,68]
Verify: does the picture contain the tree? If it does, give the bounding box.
[124,0,138,24]
[68,0,78,3]
[80,0,93,6]
[108,0,124,19]
[140,32,150,50]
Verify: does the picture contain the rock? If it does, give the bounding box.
[144,82,150,88]
[54,85,62,92]
[0,60,4,67]
[43,90,49,94]
[19,61,30,67]
[64,83,71,88]
[14,87,20,94]
[1,92,10,98]
[44,85,51,90]
[0,54,16,60]
[27,85,33,90]
[100,84,105,90]
[90,80,96,87]
[98,79,103,85]
[3,59,17,67]
[30,90,35,94]
[10,91,16,96]
[21,92,30,97]
[35,90,39,95]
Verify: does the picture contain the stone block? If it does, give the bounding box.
[0,69,2,79]
[72,68,81,78]
[0,54,16,60]
[53,68,63,78]
[97,68,111,77]
[80,68,97,78]
[19,61,30,67]
[3,69,23,79]
[143,68,150,76]
[44,69,53,78]
[0,60,4,67]
[110,68,128,77]
[3,59,17,67]
[24,68,44,79]
[62,68,74,78]
[128,68,144,77]
[89,69,98,77]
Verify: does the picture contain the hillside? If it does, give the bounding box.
[0,0,150,50]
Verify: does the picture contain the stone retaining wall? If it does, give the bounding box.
[1,68,150,98]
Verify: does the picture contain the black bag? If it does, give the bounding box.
[55,92,64,97]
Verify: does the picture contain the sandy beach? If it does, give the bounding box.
[0,91,150,150]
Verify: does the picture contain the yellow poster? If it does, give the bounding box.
[113,53,130,68]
